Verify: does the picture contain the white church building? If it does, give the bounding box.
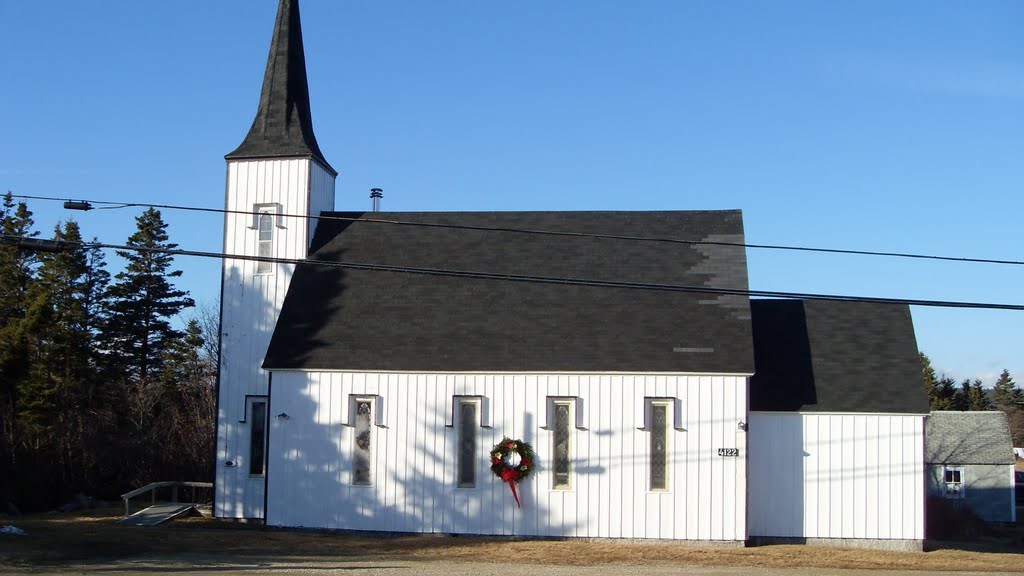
[215,0,929,548]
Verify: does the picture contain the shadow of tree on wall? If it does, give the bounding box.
[254,242,598,536]
[266,383,596,537]
[246,241,759,539]
[217,243,346,519]
[924,428,1017,527]
[266,377,763,539]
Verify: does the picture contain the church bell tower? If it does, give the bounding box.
[215,0,336,520]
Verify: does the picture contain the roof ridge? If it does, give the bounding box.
[320,209,745,215]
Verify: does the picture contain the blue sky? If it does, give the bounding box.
[2,1,1021,384]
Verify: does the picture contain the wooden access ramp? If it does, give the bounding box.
[118,481,213,526]
[117,503,197,526]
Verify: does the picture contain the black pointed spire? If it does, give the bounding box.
[226,0,335,175]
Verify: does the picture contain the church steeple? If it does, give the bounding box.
[226,0,335,175]
[216,0,336,523]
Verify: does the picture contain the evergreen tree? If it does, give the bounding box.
[0,193,39,505]
[8,295,50,423]
[991,369,1023,447]
[0,194,38,376]
[20,222,111,488]
[34,222,94,366]
[81,238,111,340]
[952,380,970,411]
[921,353,942,410]
[0,201,212,509]
[992,369,1018,409]
[159,319,208,395]
[101,209,194,383]
[99,209,194,488]
[933,376,957,411]
[0,193,39,323]
[966,379,992,411]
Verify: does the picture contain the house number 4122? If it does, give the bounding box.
[717,448,739,457]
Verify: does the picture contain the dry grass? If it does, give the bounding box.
[1,507,1022,572]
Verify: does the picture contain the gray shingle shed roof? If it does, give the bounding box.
[225,0,335,175]
[925,411,1015,465]
[263,210,754,373]
[749,299,929,414]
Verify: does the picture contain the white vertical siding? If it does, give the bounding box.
[748,412,925,541]
[307,161,335,246]
[215,158,336,519]
[266,371,748,541]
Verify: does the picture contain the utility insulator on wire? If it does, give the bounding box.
[63,200,93,211]
[0,235,68,253]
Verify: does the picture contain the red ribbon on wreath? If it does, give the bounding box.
[500,467,521,507]
[490,437,535,509]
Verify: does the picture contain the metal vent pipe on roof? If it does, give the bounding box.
[370,188,383,212]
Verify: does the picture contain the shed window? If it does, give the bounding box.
[248,399,268,476]
[553,400,572,489]
[649,401,669,490]
[352,399,374,485]
[457,399,478,487]
[943,467,964,499]
[256,211,273,274]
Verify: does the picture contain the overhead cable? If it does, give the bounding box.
[11,194,1023,267]
[4,233,1020,311]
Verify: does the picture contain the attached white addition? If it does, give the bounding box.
[748,412,925,541]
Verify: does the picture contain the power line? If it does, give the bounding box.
[11,193,1024,267]
[4,233,1021,311]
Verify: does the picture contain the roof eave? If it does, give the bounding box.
[225,150,337,177]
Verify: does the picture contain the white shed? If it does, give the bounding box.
[925,411,1016,524]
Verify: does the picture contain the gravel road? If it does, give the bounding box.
[9,556,1023,576]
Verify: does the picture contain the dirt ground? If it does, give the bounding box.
[1,507,1022,574]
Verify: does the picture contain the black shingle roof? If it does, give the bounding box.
[749,299,929,414]
[225,0,335,174]
[263,210,754,373]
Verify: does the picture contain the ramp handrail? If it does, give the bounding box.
[121,481,213,517]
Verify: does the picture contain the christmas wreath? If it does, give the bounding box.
[490,437,535,508]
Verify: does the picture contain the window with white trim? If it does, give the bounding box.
[943,466,964,499]
[649,400,670,491]
[256,209,274,274]
[457,399,478,488]
[552,400,572,489]
[352,398,374,485]
[248,398,268,477]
